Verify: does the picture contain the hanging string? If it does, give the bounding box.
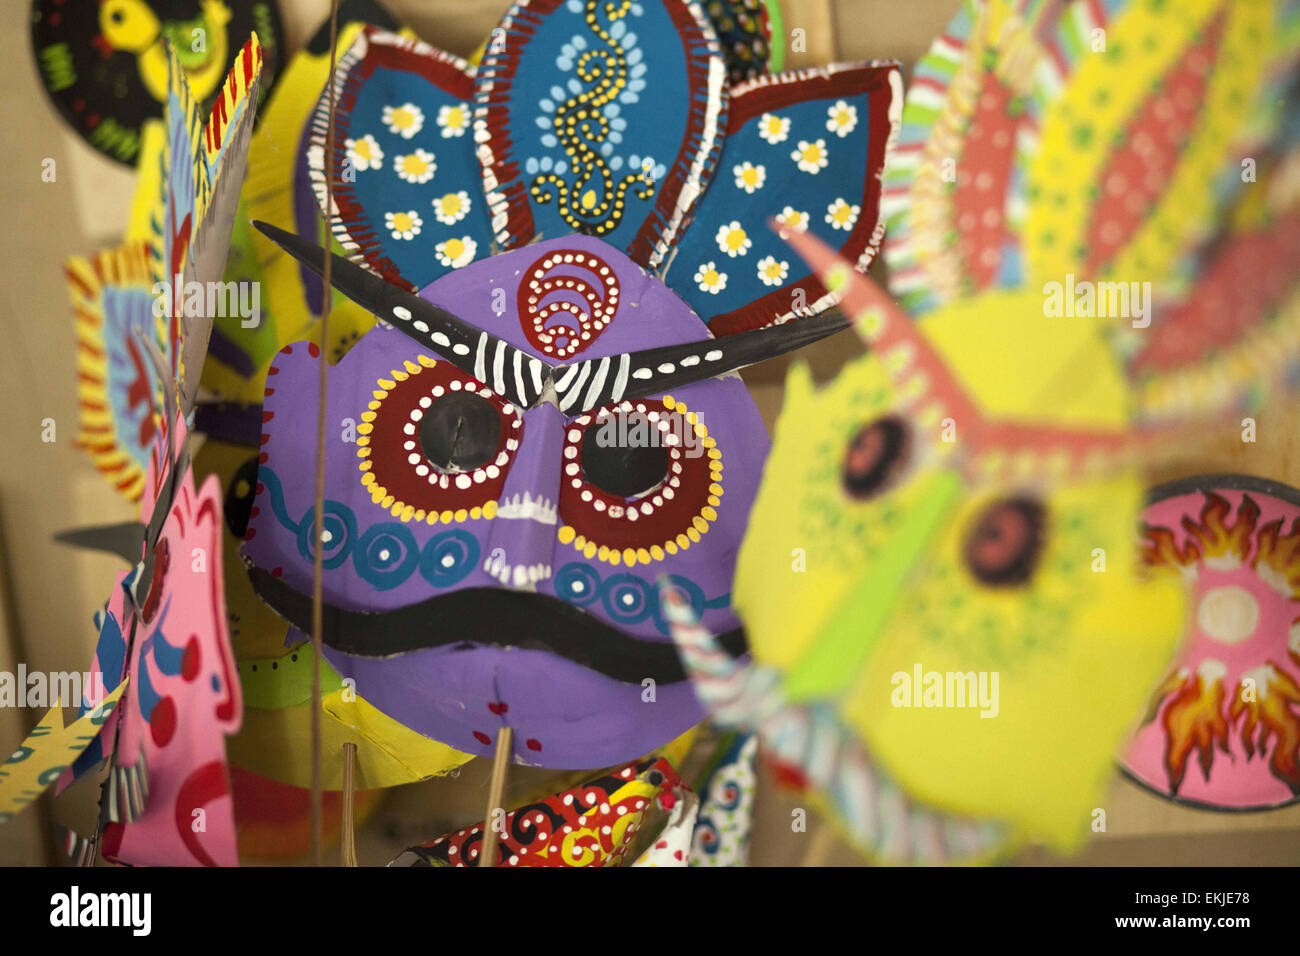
[341,742,358,866]
[479,727,514,868]
[312,0,342,868]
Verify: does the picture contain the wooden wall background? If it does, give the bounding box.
[0,0,1296,865]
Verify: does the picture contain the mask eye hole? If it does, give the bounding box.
[580,427,669,498]
[419,391,503,473]
[557,398,721,561]
[224,456,259,539]
[361,361,520,517]
[963,496,1046,587]
[842,415,910,500]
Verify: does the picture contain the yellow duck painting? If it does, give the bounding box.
[97,0,232,104]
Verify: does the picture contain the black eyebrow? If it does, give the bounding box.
[253,220,553,408]
[550,311,851,413]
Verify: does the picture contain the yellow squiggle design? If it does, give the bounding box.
[530,0,654,235]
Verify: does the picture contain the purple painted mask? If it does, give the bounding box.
[242,233,837,768]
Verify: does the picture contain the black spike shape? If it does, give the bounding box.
[549,311,850,414]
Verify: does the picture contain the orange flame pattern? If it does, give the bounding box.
[1140,525,1200,569]
[1141,492,1300,797]
[1141,493,1260,570]
[1160,667,1231,795]
[1140,668,1188,727]
[1185,493,1258,566]
[1253,517,1300,601]
[1228,666,1300,796]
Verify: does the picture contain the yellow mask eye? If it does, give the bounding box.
[841,415,911,500]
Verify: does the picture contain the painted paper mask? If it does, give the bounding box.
[389,756,687,867]
[1127,476,1300,810]
[685,229,1190,861]
[241,231,851,769]
[681,0,1300,860]
[20,35,266,865]
[66,242,163,501]
[100,438,244,867]
[234,0,900,773]
[146,35,264,410]
[43,414,247,866]
[30,0,284,166]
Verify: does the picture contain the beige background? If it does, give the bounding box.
[1,0,1297,865]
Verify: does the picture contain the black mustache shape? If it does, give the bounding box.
[252,221,850,413]
[246,565,748,685]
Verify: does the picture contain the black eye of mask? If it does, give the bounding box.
[581,427,669,499]
[963,496,1046,587]
[419,391,502,473]
[223,455,260,538]
[842,415,910,500]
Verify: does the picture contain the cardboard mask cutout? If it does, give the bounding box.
[241,232,849,769]
[1127,476,1300,811]
[149,34,264,413]
[22,36,266,866]
[239,0,898,772]
[66,242,163,501]
[389,756,686,866]
[31,0,284,165]
[101,451,244,867]
[686,0,1299,860]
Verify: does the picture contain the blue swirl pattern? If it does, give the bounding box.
[259,467,479,591]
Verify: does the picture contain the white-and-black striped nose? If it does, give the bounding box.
[253,221,851,413]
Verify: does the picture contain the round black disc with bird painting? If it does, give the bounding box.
[31,0,284,166]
